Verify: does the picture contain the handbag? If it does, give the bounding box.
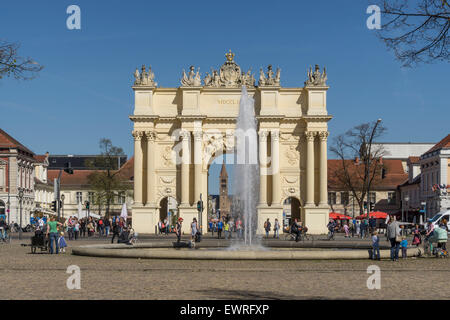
[395,235,402,242]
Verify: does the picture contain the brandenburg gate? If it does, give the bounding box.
[130,51,331,234]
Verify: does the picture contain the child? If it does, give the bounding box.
[58,232,67,253]
[400,236,408,259]
[371,231,380,260]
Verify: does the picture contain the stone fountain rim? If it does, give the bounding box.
[71,243,422,260]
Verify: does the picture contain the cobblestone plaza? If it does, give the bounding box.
[1,236,449,300]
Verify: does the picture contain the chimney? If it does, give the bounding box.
[355,157,359,164]
[379,157,383,165]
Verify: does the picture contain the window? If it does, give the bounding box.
[340,192,349,206]
[328,192,336,205]
[117,192,125,204]
[76,192,82,204]
[88,192,95,204]
[388,192,396,205]
[369,192,376,204]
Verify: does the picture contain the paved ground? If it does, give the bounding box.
[1,233,449,300]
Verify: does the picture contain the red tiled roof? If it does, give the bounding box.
[0,128,34,155]
[328,159,407,191]
[48,170,97,186]
[407,156,420,164]
[34,155,47,163]
[425,134,450,154]
[118,156,134,180]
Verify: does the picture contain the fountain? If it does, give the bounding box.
[233,86,259,246]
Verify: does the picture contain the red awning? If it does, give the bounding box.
[329,212,352,220]
[356,211,388,219]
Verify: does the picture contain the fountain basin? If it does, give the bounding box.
[72,243,422,260]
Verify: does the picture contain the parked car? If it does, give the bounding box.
[427,210,450,232]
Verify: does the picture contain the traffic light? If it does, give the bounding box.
[363,201,367,209]
[197,200,203,212]
[369,202,375,211]
[51,201,57,212]
[64,162,73,174]
[85,201,90,210]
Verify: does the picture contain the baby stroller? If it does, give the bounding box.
[30,229,49,253]
[427,227,448,258]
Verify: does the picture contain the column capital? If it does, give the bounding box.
[318,131,329,141]
[193,131,203,141]
[305,131,316,142]
[271,130,280,141]
[144,130,156,141]
[180,130,191,140]
[259,130,269,142]
[132,130,144,141]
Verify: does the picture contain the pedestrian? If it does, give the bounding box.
[401,236,408,259]
[87,220,95,237]
[158,219,162,235]
[80,218,86,238]
[371,231,380,260]
[349,219,355,237]
[236,218,243,239]
[264,218,271,238]
[327,219,336,240]
[387,216,401,261]
[217,219,223,239]
[224,220,230,239]
[412,224,422,247]
[356,220,361,236]
[73,219,80,240]
[273,218,280,239]
[67,217,74,240]
[111,219,120,243]
[46,217,62,254]
[58,232,67,253]
[228,219,234,239]
[369,216,377,234]
[164,217,169,235]
[175,217,183,244]
[0,217,6,241]
[343,223,349,238]
[104,217,111,237]
[190,218,198,247]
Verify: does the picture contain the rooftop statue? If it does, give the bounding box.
[305,64,327,86]
[181,66,202,87]
[258,65,281,86]
[134,65,157,86]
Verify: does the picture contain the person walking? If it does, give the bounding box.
[264,218,271,238]
[73,219,80,240]
[236,218,243,239]
[327,219,337,240]
[371,231,380,260]
[0,217,6,242]
[349,219,355,237]
[190,218,198,246]
[58,232,67,253]
[356,220,361,237]
[111,219,120,243]
[104,217,111,237]
[46,217,62,254]
[343,223,350,238]
[273,218,280,239]
[387,216,401,261]
[217,219,223,239]
[175,217,183,244]
[224,220,230,239]
[164,217,169,235]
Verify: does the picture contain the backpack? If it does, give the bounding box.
[264,221,267,229]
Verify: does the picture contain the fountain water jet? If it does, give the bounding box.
[233,86,259,246]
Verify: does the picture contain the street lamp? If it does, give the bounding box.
[404,194,410,223]
[61,194,65,219]
[18,189,24,240]
[366,119,382,222]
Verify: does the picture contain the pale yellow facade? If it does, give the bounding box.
[130,53,331,234]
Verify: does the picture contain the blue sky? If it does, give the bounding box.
[1,0,449,195]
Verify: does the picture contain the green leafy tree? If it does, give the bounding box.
[86,139,127,218]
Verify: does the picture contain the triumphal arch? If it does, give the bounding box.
[130,51,331,234]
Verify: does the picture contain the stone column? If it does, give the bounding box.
[258,130,268,205]
[271,130,281,205]
[319,131,329,206]
[305,131,316,206]
[193,130,203,202]
[145,130,156,205]
[132,130,144,205]
[180,130,191,205]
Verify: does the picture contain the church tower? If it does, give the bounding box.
[219,158,230,218]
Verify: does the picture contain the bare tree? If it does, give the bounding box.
[330,121,387,214]
[0,40,43,80]
[374,0,450,67]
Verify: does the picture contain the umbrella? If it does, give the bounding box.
[329,212,352,220]
[120,203,128,220]
[356,211,388,220]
